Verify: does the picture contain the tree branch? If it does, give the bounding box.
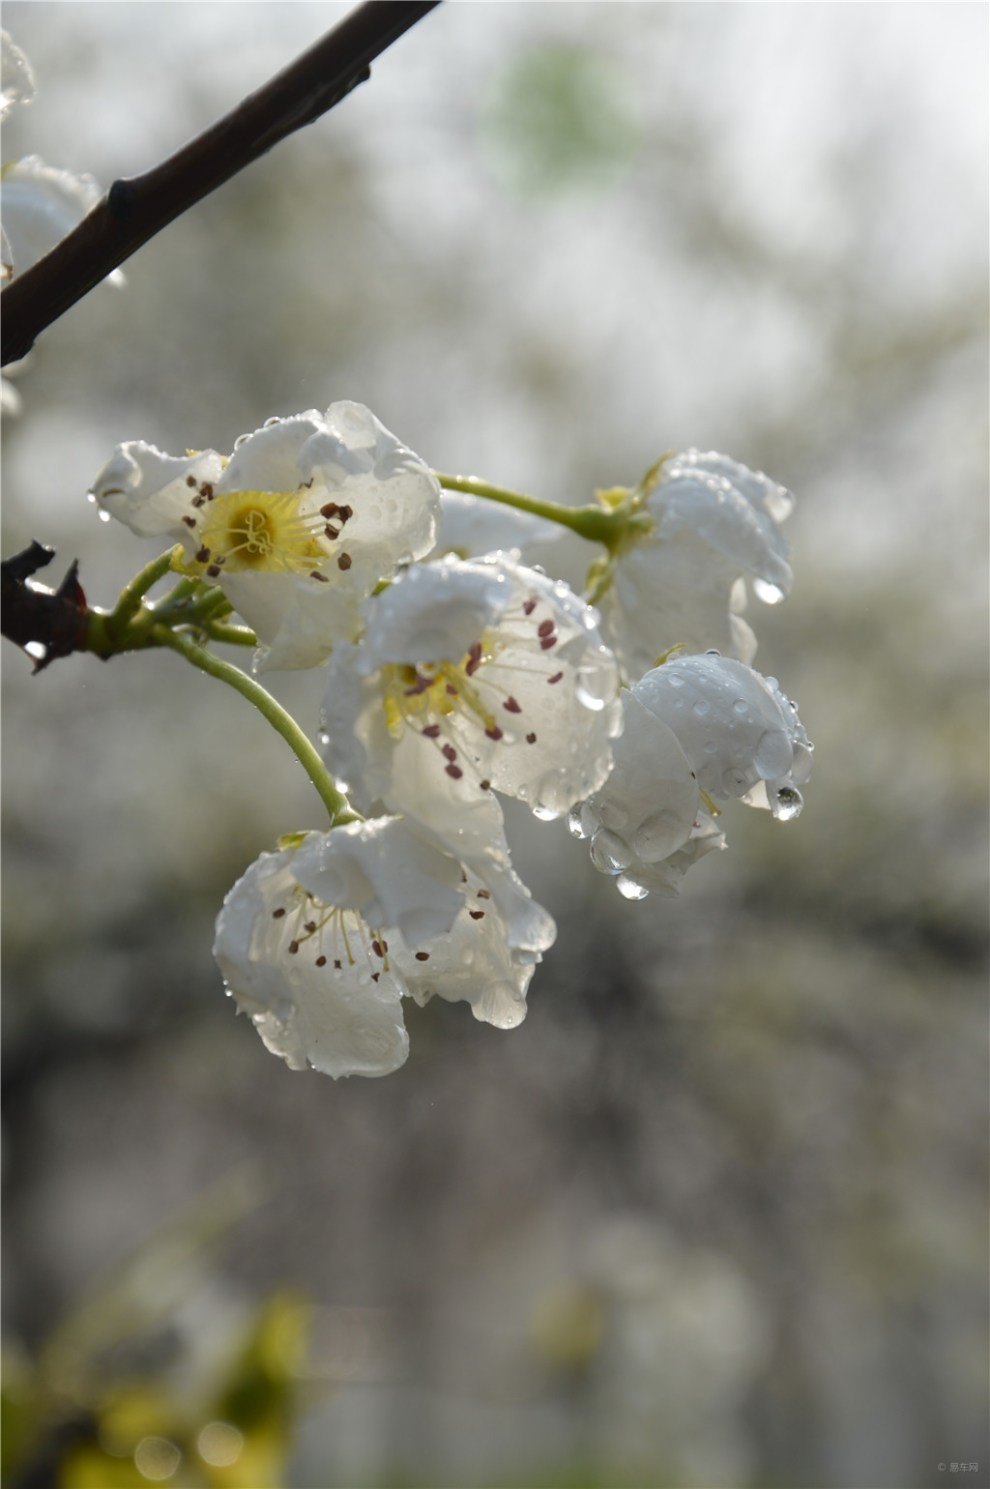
[1,543,90,671]
[0,0,440,365]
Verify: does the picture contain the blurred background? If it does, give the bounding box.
[2,4,987,1487]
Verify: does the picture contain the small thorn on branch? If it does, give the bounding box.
[1,542,90,671]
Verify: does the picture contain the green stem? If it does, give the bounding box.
[201,621,257,647]
[433,471,622,548]
[152,625,360,827]
[110,546,180,625]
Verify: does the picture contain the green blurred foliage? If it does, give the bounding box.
[481,44,641,196]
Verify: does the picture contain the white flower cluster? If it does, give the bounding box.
[89,404,812,1079]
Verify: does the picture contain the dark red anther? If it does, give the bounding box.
[503,696,522,713]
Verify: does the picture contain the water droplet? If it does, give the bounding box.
[532,802,560,822]
[97,508,111,523]
[753,578,785,605]
[616,873,650,901]
[772,785,803,821]
[732,699,749,716]
[667,674,685,688]
[567,806,591,839]
[590,828,631,875]
[705,648,721,657]
[692,700,710,716]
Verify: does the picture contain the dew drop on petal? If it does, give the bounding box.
[568,803,597,840]
[533,802,561,822]
[692,700,710,716]
[616,873,650,901]
[98,508,111,523]
[732,699,750,716]
[590,828,632,875]
[772,785,803,821]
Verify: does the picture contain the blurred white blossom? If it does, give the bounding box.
[429,490,560,562]
[1,31,34,121]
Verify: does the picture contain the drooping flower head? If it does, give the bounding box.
[213,816,555,1078]
[571,651,812,898]
[320,553,623,834]
[89,402,441,670]
[598,450,795,677]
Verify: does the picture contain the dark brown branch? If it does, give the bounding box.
[1,0,440,365]
[1,543,90,671]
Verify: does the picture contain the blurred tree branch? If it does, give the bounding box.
[0,0,440,366]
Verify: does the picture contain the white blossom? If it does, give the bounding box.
[213,816,555,1078]
[89,402,441,671]
[429,490,560,563]
[599,450,795,677]
[571,652,812,897]
[320,553,623,829]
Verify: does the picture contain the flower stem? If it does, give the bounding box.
[110,546,181,625]
[152,625,361,827]
[433,471,623,548]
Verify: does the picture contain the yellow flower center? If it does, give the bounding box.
[381,640,500,740]
[186,488,331,576]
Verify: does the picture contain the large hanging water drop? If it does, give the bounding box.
[771,785,803,821]
[590,828,631,875]
[616,873,650,901]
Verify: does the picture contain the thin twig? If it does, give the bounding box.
[1,0,440,365]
